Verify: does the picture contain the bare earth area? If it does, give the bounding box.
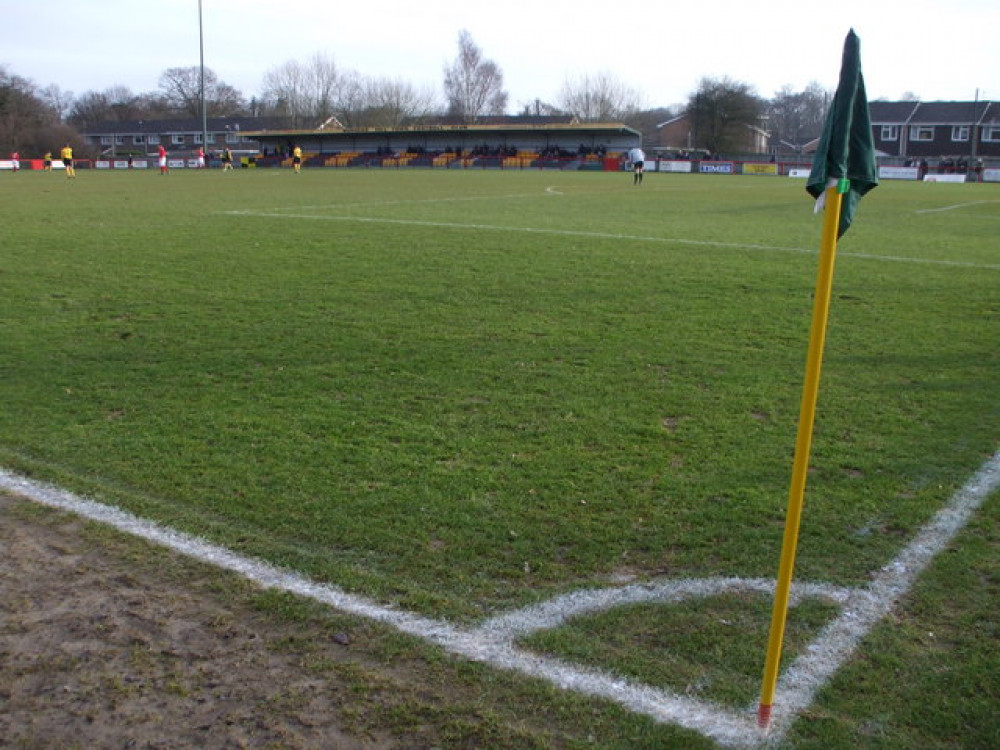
[0,494,416,749]
[1,493,560,750]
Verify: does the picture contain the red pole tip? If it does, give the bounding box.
[757,703,773,729]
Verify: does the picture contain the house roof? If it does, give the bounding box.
[655,115,686,128]
[869,100,997,125]
[868,101,921,123]
[907,101,991,124]
[83,117,284,135]
[654,112,769,137]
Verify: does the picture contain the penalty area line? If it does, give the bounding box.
[221,209,1000,270]
[915,199,1000,214]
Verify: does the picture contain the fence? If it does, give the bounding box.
[5,155,998,181]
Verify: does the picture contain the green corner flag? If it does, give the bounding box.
[758,30,878,729]
[806,29,878,237]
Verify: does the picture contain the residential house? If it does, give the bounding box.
[654,113,770,157]
[80,117,285,157]
[870,100,1000,161]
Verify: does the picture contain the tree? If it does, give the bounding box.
[261,53,348,128]
[261,60,308,127]
[38,84,74,122]
[68,86,150,129]
[442,30,507,122]
[302,53,343,122]
[686,77,764,155]
[558,71,644,122]
[344,77,438,129]
[0,67,77,156]
[519,99,563,117]
[158,66,245,118]
[768,82,830,153]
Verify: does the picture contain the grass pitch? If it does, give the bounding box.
[1,166,997,747]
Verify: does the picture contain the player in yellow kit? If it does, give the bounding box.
[60,144,76,178]
[292,145,302,173]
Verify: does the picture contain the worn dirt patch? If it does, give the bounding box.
[0,493,571,749]
[0,494,414,749]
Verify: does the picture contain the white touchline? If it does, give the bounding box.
[220,209,1000,271]
[1,449,997,747]
[767,450,1000,736]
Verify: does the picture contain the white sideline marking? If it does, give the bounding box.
[915,200,1000,214]
[2,450,998,746]
[221,209,1000,270]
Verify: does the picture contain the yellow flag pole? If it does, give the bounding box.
[757,179,847,729]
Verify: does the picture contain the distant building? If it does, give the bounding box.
[79,115,642,166]
[79,117,285,157]
[244,117,640,164]
[654,113,770,157]
[870,100,999,160]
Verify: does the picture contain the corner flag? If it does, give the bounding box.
[757,30,877,730]
[806,29,878,237]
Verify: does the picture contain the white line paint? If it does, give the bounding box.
[2,450,997,746]
[221,209,1000,270]
[476,577,854,640]
[768,451,1000,734]
[915,200,1000,214]
[279,191,556,213]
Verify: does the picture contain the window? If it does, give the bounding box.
[171,134,186,145]
[100,136,113,145]
[880,125,899,141]
[225,133,239,144]
[982,126,1000,142]
[115,136,126,146]
[951,126,970,142]
[133,135,145,145]
[909,125,934,141]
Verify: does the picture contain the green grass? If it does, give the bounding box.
[522,591,841,709]
[1,166,997,746]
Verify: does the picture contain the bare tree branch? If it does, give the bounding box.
[443,30,508,122]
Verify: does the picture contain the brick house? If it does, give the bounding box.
[870,100,1000,161]
[654,113,770,157]
[80,117,284,157]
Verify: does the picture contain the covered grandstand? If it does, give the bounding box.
[244,120,641,169]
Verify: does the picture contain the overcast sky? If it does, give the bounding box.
[3,0,997,109]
